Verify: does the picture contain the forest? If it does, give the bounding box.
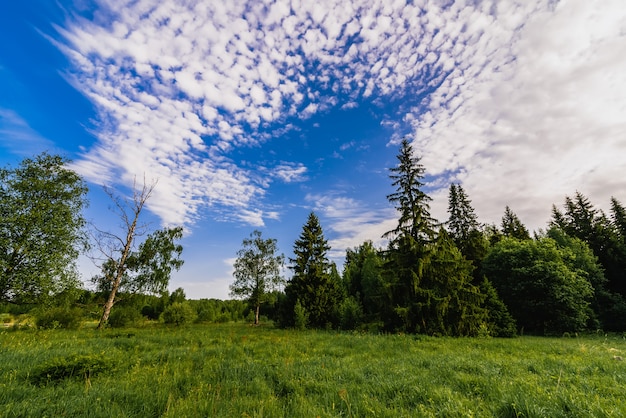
[1,143,625,336]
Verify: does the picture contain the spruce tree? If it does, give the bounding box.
[501,206,531,240]
[284,212,342,328]
[384,137,436,243]
[446,183,488,278]
[381,141,488,335]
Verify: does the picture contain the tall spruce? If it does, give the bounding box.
[384,137,436,243]
[446,183,488,277]
[501,206,531,240]
[610,197,626,241]
[381,141,487,335]
[447,183,479,243]
[284,212,342,328]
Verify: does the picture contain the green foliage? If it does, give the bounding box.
[338,296,363,330]
[284,213,343,328]
[552,193,626,330]
[107,306,142,328]
[479,278,517,337]
[293,299,308,330]
[342,241,386,325]
[384,137,436,243]
[0,153,88,305]
[162,302,197,326]
[169,287,186,304]
[230,230,284,325]
[417,230,488,336]
[483,237,594,334]
[124,226,185,295]
[447,184,489,279]
[501,206,531,240]
[34,307,83,330]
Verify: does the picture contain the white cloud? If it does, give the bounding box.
[306,193,395,262]
[52,0,625,235]
[271,162,308,183]
[407,0,626,231]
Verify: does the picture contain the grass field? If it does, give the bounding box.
[1,323,625,417]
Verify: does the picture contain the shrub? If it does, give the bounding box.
[339,297,363,330]
[29,354,111,386]
[161,302,197,326]
[35,307,82,330]
[108,306,142,328]
[294,299,308,330]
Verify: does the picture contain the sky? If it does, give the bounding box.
[1,0,625,300]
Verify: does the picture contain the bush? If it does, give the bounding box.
[35,307,83,330]
[161,302,197,326]
[339,297,363,330]
[294,299,308,330]
[29,354,111,386]
[108,306,142,328]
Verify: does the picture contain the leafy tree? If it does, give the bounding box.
[230,230,285,325]
[284,212,342,328]
[161,302,197,326]
[483,237,593,334]
[551,193,626,305]
[169,287,186,305]
[546,225,626,331]
[501,206,531,240]
[91,180,184,329]
[0,153,88,305]
[384,137,436,243]
[343,241,385,323]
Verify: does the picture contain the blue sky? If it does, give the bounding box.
[2,0,625,299]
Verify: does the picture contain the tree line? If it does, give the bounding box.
[231,138,626,336]
[2,148,625,335]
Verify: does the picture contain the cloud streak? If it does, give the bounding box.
[54,0,626,236]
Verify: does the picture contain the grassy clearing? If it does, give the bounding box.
[1,324,625,417]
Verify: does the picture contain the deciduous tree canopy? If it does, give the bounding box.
[0,153,87,304]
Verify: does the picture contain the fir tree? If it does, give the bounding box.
[384,137,436,243]
[284,212,342,328]
[446,183,488,278]
[501,206,531,240]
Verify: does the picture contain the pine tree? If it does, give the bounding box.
[446,183,488,278]
[284,212,342,328]
[447,183,479,243]
[418,229,488,336]
[501,206,530,240]
[610,197,626,240]
[381,141,488,335]
[384,137,436,243]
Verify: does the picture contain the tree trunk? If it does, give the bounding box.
[97,280,120,329]
[96,211,140,329]
[255,304,260,325]
[94,179,154,330]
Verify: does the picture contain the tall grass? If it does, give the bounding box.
[1,324,625,417]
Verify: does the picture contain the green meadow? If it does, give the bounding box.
[1,323,625,417]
